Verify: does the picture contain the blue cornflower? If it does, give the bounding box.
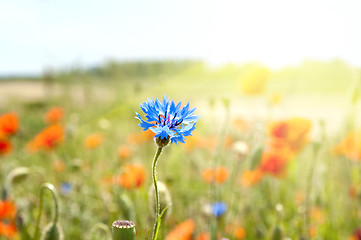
[211,202,227,217]
[60,182,72,196]
[136,95,199,144]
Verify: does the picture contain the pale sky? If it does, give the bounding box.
[1,0,361,75]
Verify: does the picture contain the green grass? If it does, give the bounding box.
[1,59,361,240]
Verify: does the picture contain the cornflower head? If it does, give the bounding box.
[136,95,199,146]
[211,202,227,217]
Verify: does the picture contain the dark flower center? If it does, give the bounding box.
[112,220,135,229]
[157,112,183,129]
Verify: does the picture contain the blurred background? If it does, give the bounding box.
[1,0,361,240]
[1,0,361,130]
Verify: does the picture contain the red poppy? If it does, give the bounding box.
[259,151,288,177]
[0,113,18,137]
[0,199,17,239]
[115,164,146,190]
[268,118,311,153]
[44,107,64,124]
[0,139,12,155]
[27,125,64,152]
[166,219,195,240]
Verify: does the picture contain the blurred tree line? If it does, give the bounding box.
[90,60,203,79]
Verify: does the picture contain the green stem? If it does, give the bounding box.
[304,144,320,239]
[151,147,163,240]
[210,218,218,240]
[34,183,59,240]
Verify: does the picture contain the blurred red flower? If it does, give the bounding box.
[44,107,64,124]
[214,167,229,184]
[225,223,246,239]
[0,199,17,239]
[126,129,154,145]
[201,166,229,184]
[166,219,195,240]
[0,113,18,138]
[0,139,12,156]
[27,125,64,152]
[259,151,288,177]
[118,145,132,160]
[115,164,146,190]
[334,130,361,161]
[241,169,263,187]
[268,118,311,153]
[84,133,103,149]
[196,232,210,240]
[351,228,361,240]
[201,168,214,183]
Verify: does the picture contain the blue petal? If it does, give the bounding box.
[183,114,200,123]
[169,100,177,116]
[180,122,196,137]
[136,113,155,130]
[179,102,190,118]
[154,126,173,139]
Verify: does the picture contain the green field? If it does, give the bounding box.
[1,59,361,240]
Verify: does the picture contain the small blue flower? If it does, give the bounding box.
[211,202,227,217]
[136,95,199,144]
[60,182,72,195]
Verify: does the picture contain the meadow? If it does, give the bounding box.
[1,59,361,240]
